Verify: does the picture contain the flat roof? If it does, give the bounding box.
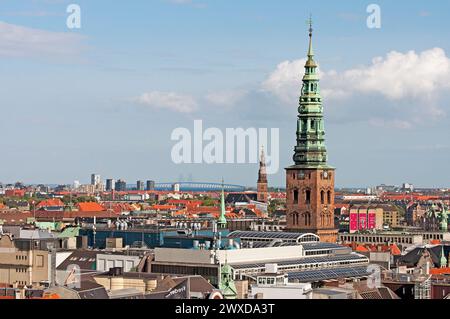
[230,254,368,270]
[228,231,319,242]
[288,266,371,282]
[301,243,347,251]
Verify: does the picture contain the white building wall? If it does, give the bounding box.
[251,284,313,299]
[96,254,141,272]
[154,246,304,265]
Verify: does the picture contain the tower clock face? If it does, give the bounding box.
[323,171,328,178]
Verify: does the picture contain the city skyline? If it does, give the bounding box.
[1,1,450,303]
[1,0,450,188]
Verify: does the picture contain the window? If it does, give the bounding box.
[292,213,299,226]
[321,191,325,204]
[304,212,311,226]
[293,189,299,204]
[327,191,332,204]
[305,190,311,205]
[36,255,44,268]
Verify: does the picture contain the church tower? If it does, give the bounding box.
[257,147,268,203]
[285,20,338,243]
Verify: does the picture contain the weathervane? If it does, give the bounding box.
[307,14,313,37]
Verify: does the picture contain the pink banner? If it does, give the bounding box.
[368,212,376,229]
[350,213,358,232]
[359,214,367,230]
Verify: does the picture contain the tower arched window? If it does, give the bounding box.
[327,191,332,204]
[304,212,311,226]
[305,190,311,205]
[321,191,325,205]
[293,189,299,204]
[292,212,299,226]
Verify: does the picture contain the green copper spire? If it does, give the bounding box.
[293,19,329,168]
[218,179,227,228]
[307,15,315,61]
[440,202,448,232]
[218,263,237,299]
[440,245,448,268]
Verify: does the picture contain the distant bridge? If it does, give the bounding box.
[155,182,247,192]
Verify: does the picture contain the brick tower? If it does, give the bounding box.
[285,20,338,243]
[257,147,268,203]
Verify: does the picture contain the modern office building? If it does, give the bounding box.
[115,180,127,192]
[91,174,101,186]
[137,181,145,191]
[106,179,115,191]
[146,180,155,191]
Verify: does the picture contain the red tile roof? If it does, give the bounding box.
[36,199,64,209]
[390,244,402,256]
[76,202,106,212]
[355,245,369,252]
[0,211,33,223]
[151,205,177,211]
[430,268,450,275]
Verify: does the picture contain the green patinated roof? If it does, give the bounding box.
[35,222,57,231]
[57,227,80,238]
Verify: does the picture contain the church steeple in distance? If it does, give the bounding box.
[293,17,329,168]
[257,146,268,203]
[258,146,267,184]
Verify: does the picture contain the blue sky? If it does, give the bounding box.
[0,0,449,188]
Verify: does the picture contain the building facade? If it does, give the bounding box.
[106,179,115,191]
[137,181,145,191]
[0,235,49,287]
[146,180,155,191]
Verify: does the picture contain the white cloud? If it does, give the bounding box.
[262,59,306,104]
[204,89,248,106]
[368,118,413,130]
[136,91,198,113]
[338,48,450,99]
[263,48,450,102]
[0,21,85,59]
[262,48,450,127]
